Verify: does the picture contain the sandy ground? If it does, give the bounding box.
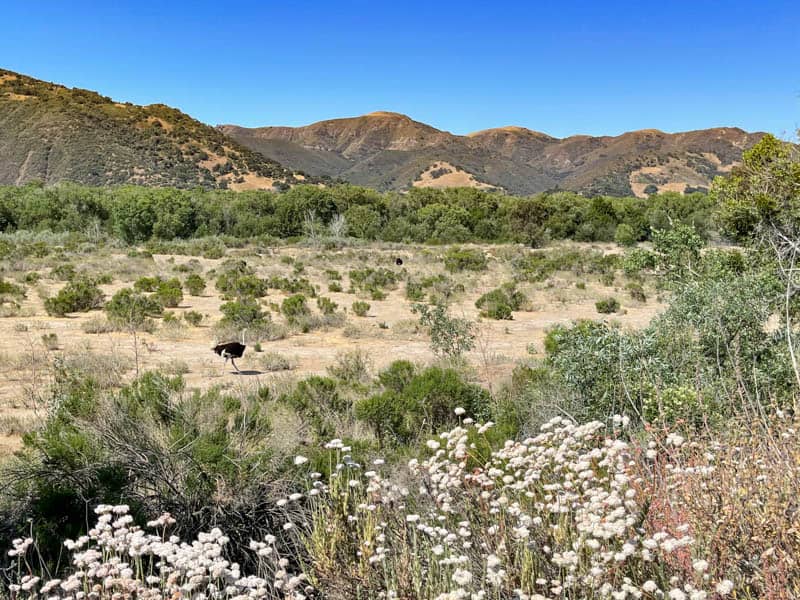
[0,242,664,454]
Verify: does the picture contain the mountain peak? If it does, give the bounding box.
[363,111,410,119]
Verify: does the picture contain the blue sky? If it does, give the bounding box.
[2,0,798,138]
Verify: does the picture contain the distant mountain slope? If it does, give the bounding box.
[221,113,765,196]
[0,69,297,190]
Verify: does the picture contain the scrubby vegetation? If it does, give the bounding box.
[1,135,799,598]
[0,179,718,248]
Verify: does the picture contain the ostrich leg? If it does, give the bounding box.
[231,358,241,373]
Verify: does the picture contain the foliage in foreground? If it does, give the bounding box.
[8,413,794,599]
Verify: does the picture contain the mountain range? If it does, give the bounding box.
[1,69,765,196]
[221,112,764,197]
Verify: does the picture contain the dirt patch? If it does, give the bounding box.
[413,161,497,190]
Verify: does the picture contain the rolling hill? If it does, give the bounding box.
[0,69,299,190]
[220,113,765,197]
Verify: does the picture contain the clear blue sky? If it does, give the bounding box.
[2,0,798,138]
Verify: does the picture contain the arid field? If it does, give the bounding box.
[0,241,661,455]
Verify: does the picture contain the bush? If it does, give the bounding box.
[219,297,267,328]
[44,279,105,316]
[626,283,647,302]
[281,294,310,323]
[412,303,475,359]
[614,223,638,246]
[152,278,183,308]
[50,263,76,281]
[105,288,163,327]
[183,310,204,326]
[327,350,372,385]
[475,284,527,320]
[259,352,296,372]
[134,276,162,292]
[595,297,621,314]
[281,376,347,439]
[184,273,206,296]
[328,282,343,293]
[351,300,370,317]
[355,364,490,445]
[443,247,488,272]
[40,332,59,350]
[316,296,338,315]
[0,278,26,298]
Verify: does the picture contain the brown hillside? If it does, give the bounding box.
[221,115,764,196]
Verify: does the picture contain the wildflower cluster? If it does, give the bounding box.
[301,415,736,599]
[7,505,309,600]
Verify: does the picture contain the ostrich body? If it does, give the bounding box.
[213,341,246,372]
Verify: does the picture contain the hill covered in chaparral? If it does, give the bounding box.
[220,111,765,197]
[0,69,302,190]
[0,68,766,197]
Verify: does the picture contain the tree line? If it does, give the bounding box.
[0,180,715,246]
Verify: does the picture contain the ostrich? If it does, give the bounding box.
[213,330,247,373]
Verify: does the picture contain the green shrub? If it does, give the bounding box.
[475,284,527,320]
[153,278,184,308]
[259,352,296,372]
[105,288,163,327]
[281,376,347,439]
[0,278,26,298]
[351,300,370,317]
[327,350,372,385]
[412,303,475,359]
[184,273,206,296]
[356,364,490,445]
[443,247,488,272]
[316,296,338,315]
[134,276,162,292]
[614,223,638,246]
[51,263,77,281]
[595,297,621,314]
[44,279,105,316]
[183,310,204,326]
[328,282,343,293]
[325,269,342,281]
[219,297,267,328]
[405,281,426,301]
[281,294,310,323]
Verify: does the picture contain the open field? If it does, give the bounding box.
[0,241,662,454]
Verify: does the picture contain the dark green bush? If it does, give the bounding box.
[184,273,206,296]
[152,278,183,308]
[134,276,162,292]
[475,284,527,320]
[44,279,105,316]
[595,297,621,314]
[356,364,490,445]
